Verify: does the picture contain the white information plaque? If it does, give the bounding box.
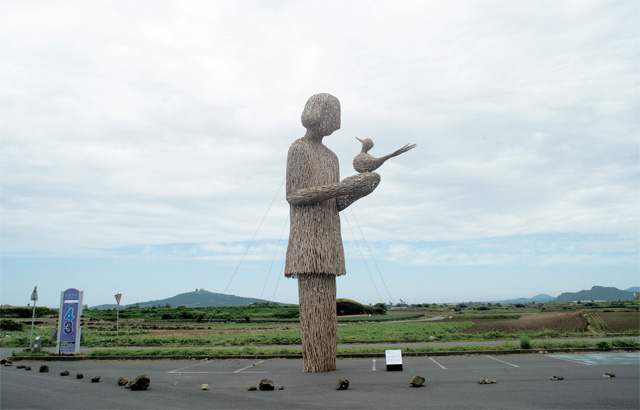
[385,349,403,371]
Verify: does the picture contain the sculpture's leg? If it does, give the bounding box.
[297,273,337,372]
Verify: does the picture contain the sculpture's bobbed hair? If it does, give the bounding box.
[301,93,341,136]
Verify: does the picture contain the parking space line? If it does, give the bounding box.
[168,370,266,374]
[548,355,592,366]
[429,357,447,370]
[235,360,265,373]
[168,360,213,373]
[486,356,519,367]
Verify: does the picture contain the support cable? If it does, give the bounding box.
[349,207,394,304]
[347,207,418,372]
[223,177,285,294]
[260,216,289,300]
[343,211,383,303]
[271,251,287,302]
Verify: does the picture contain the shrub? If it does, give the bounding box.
[612,339,639,348]
[365,303,387,315]
[596,341,612,351]
[0,319,24,331]
[519,334,531,349]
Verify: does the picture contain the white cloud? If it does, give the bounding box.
[0,1,637,303]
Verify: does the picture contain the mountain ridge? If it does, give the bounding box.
[90,285,638,309]
[554,286,635,302]
[91,289,275,309]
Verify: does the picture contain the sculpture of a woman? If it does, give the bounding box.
[285,93,380,372]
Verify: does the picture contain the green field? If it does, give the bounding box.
[1,300,638,350]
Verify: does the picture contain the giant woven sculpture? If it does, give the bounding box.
[285,93,380,372]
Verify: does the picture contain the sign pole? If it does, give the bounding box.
[29,286,38,350]
[114,294,122,343]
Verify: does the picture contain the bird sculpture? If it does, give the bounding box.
[353,137,416,173]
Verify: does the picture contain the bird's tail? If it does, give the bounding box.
[382,143,417,160]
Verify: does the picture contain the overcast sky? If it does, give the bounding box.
[1,0,638,308]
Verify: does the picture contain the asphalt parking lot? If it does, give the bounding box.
[2,353,638,409]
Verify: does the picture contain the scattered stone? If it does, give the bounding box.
[605,372,616,378]
[478,379,497,384]
[602,374,611,378]
[538,350,549,354]
[410,375,425,387]
[550,376,564,381]
[17,365,26,369]
[248,386,257,391]
[76,373,84,379]
[0,359,6,365]
[117,376,129,386]
[129,374,150,391]
[201,384,210,390]
[39,365,49,373]
[91,376,100,383]
[4,362,12,367]
[336,378,349,390]
[125,381,133,388]
[25,366,31,371]
[278,386,284,390]
[259,379,275,391]
[60,370,70,376]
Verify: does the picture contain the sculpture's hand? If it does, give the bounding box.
[340,172,380,196]
[337,172,380,211]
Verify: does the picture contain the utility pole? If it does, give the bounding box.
[29,286,38,350]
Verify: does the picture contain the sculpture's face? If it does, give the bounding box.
[318,105,341,136]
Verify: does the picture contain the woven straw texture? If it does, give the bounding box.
[298,273,337,372]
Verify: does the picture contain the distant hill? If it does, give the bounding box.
[626,287,640,293]
[554,286,635,302]
[497,294,555,304]
[91,289,275,309]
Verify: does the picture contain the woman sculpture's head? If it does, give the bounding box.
[301,93,341,137]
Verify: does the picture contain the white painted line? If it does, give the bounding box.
[548,355,592,366]
[429,357,447,370]
[168,360,214,373]
[168,371,266,374]
[235,360,265,373]
[372,359,377,371]
[486,356,519,368]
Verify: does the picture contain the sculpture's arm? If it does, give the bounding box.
[287,172,381,208]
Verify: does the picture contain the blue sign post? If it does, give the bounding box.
[56,288,84,354]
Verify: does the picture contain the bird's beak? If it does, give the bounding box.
[355,137,363,143]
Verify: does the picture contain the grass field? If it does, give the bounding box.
[1,306,638,349]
